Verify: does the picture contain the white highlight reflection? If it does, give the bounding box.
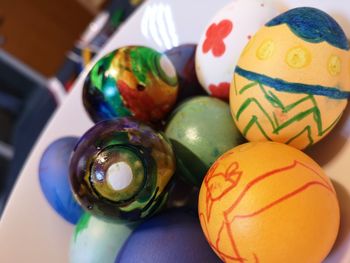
[186,128,199,142]
[141,2,179,50]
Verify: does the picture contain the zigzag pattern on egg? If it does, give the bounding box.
[231,76,343,149]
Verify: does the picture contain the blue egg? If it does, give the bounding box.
[115,210,221,263]
[39,137,83,224]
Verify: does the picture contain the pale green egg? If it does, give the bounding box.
[70,213,137,263]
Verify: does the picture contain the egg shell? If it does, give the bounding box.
[198,142,340,263]
[70,213,137,263]
[164,44,206,104]
[165,96,244,186]
[166,176,199,211]
[38,137,83,224]
[115,210,221,263]
[195,0,278,100]
[230,7,350,149]
[83,46,178,123]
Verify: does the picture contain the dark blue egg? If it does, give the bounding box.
[115,210,221,263]
[39,137,83,224]
[165,44,206,104]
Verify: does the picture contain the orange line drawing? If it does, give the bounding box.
[200,160,335,262]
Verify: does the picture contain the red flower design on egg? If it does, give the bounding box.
[202,19,233,57]
[209,82,230,100]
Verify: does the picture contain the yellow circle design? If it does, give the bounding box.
[327,55,341,76]
[256,40,275,60]
[285,46,311,69]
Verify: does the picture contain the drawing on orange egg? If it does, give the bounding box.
[199,160,335,262]
[202,19,233,57]
[204,160,243,222]
[231,71,346,147]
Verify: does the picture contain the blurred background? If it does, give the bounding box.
[0,0,145,214]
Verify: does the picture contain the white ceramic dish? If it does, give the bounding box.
[0,0,350,262]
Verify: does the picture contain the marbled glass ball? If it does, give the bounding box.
[69,117,176,221]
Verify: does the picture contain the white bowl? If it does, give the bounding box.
[0,0,349,262]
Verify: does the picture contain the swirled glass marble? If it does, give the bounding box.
[83,46,178,123]
[69,117,176,221]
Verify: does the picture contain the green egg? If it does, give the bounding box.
[70,213,138,263]
[165,96,244,186]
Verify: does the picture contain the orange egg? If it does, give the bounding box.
[198,142,339,263]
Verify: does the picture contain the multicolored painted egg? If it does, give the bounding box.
[230,7,350,149]
[70,213,137,263]
[198,142,340,263]
[39,137,83,224]
[83,46,178,123]
[69,117,176,221]
[165,96,243,186]
[196,0,278,100]
[165,44,205,103]
[115,210,221,263]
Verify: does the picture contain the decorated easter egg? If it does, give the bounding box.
[198,142,340,263]
[83,46,178,123]
[39,137,83,224]
[70,117,176,221]
[70,213,137,263]
[115,210,221,263]
[165,44,205,103]
[196,0,278,100]
[165,96,243,186]
[166,176,199,211]
[230,7,350,149]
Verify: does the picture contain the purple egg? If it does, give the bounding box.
[115,210,221,263]
[165,44,206,103]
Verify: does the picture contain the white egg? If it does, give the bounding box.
[195,0,278,100]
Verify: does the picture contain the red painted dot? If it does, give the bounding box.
[209,82,230,100]
[260,3,265,7]
[247,35,252,40]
